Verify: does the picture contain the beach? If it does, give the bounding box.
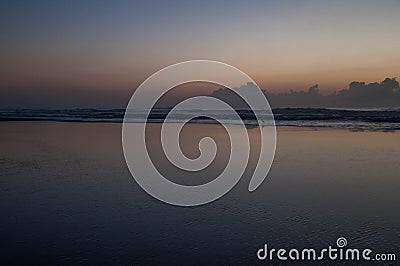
[1,122,399,264]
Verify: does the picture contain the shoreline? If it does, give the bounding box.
[1,119,399,264]
[1,120,399,133]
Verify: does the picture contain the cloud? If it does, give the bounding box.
[210,78,400,108]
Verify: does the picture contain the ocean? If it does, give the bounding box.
[1,107,400,131]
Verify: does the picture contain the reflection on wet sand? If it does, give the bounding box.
[0,122,399,264]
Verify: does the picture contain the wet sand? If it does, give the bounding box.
[0,122,399,265]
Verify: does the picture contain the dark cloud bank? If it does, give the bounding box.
[1,77,399,109]
[211,78,400,108]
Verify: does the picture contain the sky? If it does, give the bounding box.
[1,0,400,108]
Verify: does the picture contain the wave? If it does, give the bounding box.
[1,108,400,131]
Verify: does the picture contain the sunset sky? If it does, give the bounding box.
[1,0,399,108]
